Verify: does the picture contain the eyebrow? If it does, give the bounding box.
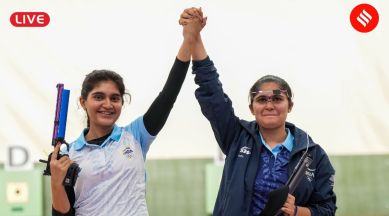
[91,92,121,97]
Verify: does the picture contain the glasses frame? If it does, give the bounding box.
[250,89,290,105]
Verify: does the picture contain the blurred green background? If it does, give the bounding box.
[1,155,389,216]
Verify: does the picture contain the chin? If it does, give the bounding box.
[258,121,284,129]
[97,119,116,127]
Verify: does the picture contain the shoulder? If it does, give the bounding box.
[124,116,145,131]
[239,119,258,132]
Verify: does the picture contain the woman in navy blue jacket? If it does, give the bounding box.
[180,8,336,216]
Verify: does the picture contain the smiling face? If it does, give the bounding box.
[249,82,292,130]
[80,80,123,132]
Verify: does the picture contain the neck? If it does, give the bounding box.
[259,125,287,149]
[86,125,113,141]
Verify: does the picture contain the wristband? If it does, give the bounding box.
[294,206,298,216]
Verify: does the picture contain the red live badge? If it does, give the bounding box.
[10,12,50,27]
[350,4,379,33]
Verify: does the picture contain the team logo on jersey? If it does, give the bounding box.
[122,146,134,159]
[305,167,316,182]
[238,146,251,158]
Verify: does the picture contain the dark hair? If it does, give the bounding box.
[249,75,293,105]
[81,69,131,127]
[81,69,127,100]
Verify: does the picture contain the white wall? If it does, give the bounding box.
[0,0,388,162]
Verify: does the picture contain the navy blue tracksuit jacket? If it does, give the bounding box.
[192,57,336,216]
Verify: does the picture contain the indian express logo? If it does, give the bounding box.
[356,10,372,27]
[350,3,379,33]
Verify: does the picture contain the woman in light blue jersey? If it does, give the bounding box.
[49,11,206,216]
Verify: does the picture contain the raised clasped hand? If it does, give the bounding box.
[179,7,207,41]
